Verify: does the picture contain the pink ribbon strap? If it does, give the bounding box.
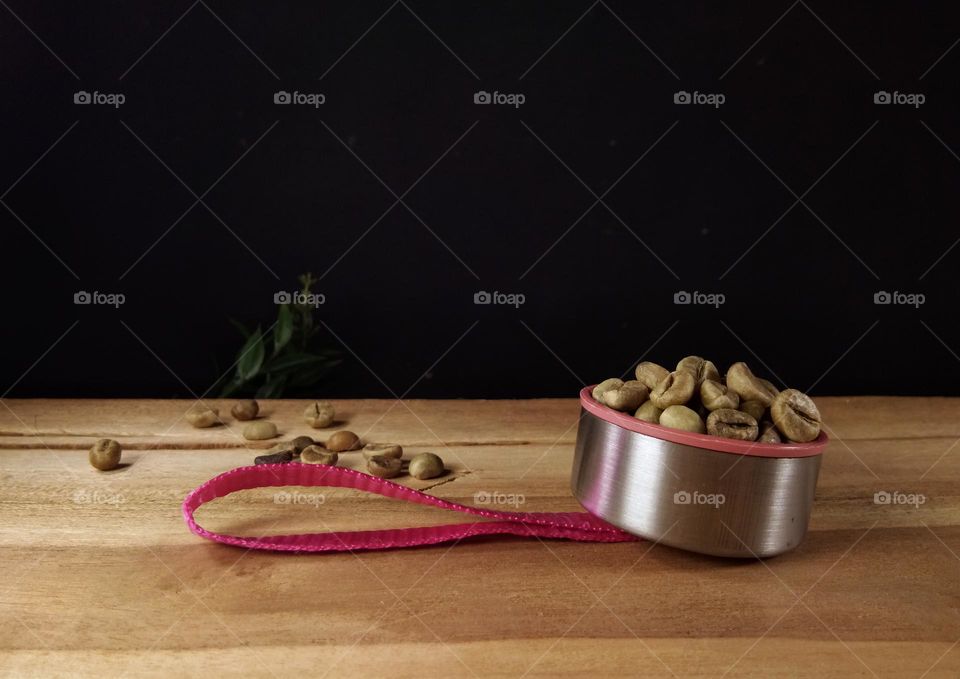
[183,463,639,552]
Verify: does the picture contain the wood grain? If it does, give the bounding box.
[1,397,958,678]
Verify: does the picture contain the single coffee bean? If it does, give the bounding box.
[363,443,403,460]
[759,379,780,399]
[409,452,444,480]
[600,380,649,412]
[634,400,663,424]
[290,436,315,454]
[706,409,758,441]
[700,379,739,411]
[770,389,821,442]
[726,363,777,407]
[304,401,335,429]
[243,420,278,441]
[676,356,721,387]
[327,430,361,452]
[254,451,293,465]
[634,362,669,390]
[89,438,122,471]
[739,400,766,423]
[758,420,781,444]
[300,445,338,465]
[658,405,705,434]
[592,378,623,403]
[231,399,259,421]
[185,405,220,428]
[649,370,696,409]
[367,455,402,478]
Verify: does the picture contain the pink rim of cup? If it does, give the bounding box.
[580,386,828,459]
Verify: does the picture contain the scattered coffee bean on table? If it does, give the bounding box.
[304,401,335,429]
[363,443,403,459]
[300,445,338,465]
[89,438,122,471]
[289,436,315,454]
[243,421,278,441]
[367,455,402,478]
[231,399,259,421]
[408,452,444,480]
[185,405,220,428]
[254,451,293,465]
[327,430,361,452]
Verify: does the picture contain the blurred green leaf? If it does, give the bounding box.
[256,377,287,399]
[265,352,330,372]
[274,304,293,355]
[218,274,340,398]
[236,326,265,381]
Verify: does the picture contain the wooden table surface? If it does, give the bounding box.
[1,397,958,678]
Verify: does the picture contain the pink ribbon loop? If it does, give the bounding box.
[183,463,639,552]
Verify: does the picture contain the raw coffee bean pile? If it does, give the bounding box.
[592,356,822,443]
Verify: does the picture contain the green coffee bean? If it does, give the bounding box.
[634,362,669,390]
[600,380,649,411]
[759,379,780,399]
[706,409,758,441]
[649,371,696,409]
[254,451,292,465]
[658,405,705,433]
[89,438,122,471]
[634,400,663,424]
[758,420,781,443]
[739,400,766,423]
[367,455,402,478]
[243,421,278,440]
[363,443,403,460]
[700,379,739,411]
[304,401,335,429]
[771,389,821,442]
[231,399,259,421]
[726,362,777,407]
[300,445,338,465]
[327,430,361,452]
[676,356,720,387]
[290,436,315,454]
[592,378,623,403]
[185,405,220,428]
[409,452,444,480]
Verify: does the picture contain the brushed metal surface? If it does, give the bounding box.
[571,409,822,558]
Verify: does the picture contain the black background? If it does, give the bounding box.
[3,1,960,398]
